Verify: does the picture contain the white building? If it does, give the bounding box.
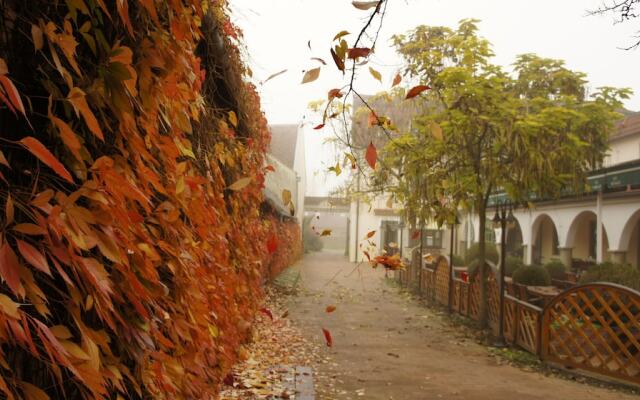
[264,124,306,227]
[349,110,640,269]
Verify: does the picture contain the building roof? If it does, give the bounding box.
[269,124,299,169]
[612,112,640,141]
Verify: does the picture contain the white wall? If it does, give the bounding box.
[604,135,640,167]
[293,126,306,226]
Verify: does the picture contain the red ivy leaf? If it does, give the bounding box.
[347,47,371,59]
[266,234,278,254]
[392,73,402,87]
[322,328,333,347]
[16,239,51,276]
[330,48,345,72]
[411,230,421,240]
[19,137,74,183]
[405,85,431,99]
[0,243,22,296]
[259,308,273,321]
[365,142,377,169]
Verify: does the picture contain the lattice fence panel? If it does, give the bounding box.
[435,258,450,306]
[542,284,640,386]
[468,274,481,321]
[516,302,542,354]
[504,297,516,342]
[487,272,500,333]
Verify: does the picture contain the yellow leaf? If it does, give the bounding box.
[228,177,252,191]
[369,67,382,83]
[333,30,350,41]
[301,67,320,84]
[282,189,292,205]
[0,294,20,319]
[208,324,219,338]
[50,325,73,340]
[21,382,50,400]
[228,111,238,128]
[61,340,91,360]
[67,87,104,141]
[320,229,332,236]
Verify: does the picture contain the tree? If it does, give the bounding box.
[379,20,629,326]
[589,0,640,49]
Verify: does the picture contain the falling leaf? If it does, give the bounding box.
[282,189,292,205]
[31,24,44,51]
[313,124,325,130]
[392,73,402,87]
[325,305,336,313]
[259,308,273,321]
[16,239,51,276]
[364,230,376,240]
[281,310,289,318]
[320,229,332,237]
[328,162,342,176]
[369,67,382,82]
[431,121,443,140]
[365,141,377,169]
[328,88,344,101]
[347,47,371,59]
[405,85,431,99]
[19,137,74,183]
[262,69,287,84]
[333,30,350,41]
[322,328,333,347]
[352,1,380,10]
[411,230,421,240]
[311,57,326,65]
[228,177,252,191]
[301,67,320,84]
[345,153,357,169]
[266,234,278,254]
[330,48,345,72]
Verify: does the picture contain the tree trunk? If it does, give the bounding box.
[477,205,488,328]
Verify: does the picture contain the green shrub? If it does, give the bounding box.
[505,256,524,277]
[464,243,499,265]
[579,262,640,291]
[451,254,465,267]
[544,260,567,280]
[512,265,551,286]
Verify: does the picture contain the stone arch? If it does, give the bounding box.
[505,217,524,258]
[531,213,559,265]
[565,210,609,262]
[618,208,640,252]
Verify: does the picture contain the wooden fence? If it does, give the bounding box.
[397,255,640,388]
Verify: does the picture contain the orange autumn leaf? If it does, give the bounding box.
[19,137,74,183]
[322,328,333,347]
[405,85,431,99]
[392,73,402,87]
[0,243,22,296]
[67,87,104,141]
[325,305,336,313]
[267,234,278,254]
[16,240,51,276]
[365,141,377,169]
[0,75,26,116]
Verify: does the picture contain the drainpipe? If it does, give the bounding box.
[596,190,603,264]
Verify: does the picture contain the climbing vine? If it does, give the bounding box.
[0,0,298,398]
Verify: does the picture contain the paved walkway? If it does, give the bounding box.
[285,252,638,400]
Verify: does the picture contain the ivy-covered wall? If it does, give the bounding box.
[0,1,299,398]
